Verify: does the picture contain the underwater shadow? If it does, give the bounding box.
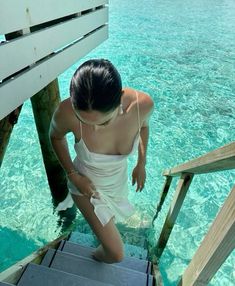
[0,226,45,273]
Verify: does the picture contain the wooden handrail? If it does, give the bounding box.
[153,142,235,225]
[178,185,235,286]
[152,140,235,286]
[163,141,235,177]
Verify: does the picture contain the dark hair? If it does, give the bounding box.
[70,59,122,113]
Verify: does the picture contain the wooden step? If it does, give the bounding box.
[42,249,153,286]
[17,263,114,286]
[59,240,151,274]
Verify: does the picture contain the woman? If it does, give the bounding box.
[49,59,154,263]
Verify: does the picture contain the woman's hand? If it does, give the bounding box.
[132,163,146,192]
[68,173,100,199]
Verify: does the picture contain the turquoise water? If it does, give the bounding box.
[1,0,235,284]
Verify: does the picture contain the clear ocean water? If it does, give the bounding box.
[0,0,235,285]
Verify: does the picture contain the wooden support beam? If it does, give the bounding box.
[163,142,235,177]
[0,107,22,168]
[178,185,235,286]
[153,173,194,261]
[30,79,73,208]
[152,176,173,224]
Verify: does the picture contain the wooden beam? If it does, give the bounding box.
[30,79,70,205]
[31,81,77,229]
[179,185,235,286]
[153,173,194,260]
[0,0,108,34]
[0,107,22,168]
[0,7,108,81]
[163,142,235,177]
[152,176,173,224]
[0,25,108,120]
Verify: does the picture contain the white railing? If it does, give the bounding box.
[0,0,109,120]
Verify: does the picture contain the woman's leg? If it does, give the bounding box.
[71,194,124,263]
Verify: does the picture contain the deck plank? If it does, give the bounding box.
[40,248,55,267]
[48,249,152,286]
[17,263,114,286]
[61,240,150,273]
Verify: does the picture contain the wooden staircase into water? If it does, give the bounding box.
[0,142,234,286]
[0,231,157,286]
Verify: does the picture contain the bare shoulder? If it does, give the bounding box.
[50,98,74,137]
[123,87,154,117]
[52,98,73,125]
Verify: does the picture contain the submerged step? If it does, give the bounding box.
[43,249,153,286]
[59,240,151,274]
[124,242,148,260]
[0,282,14,286]
[68,231,148,259]
[17,263,114,286]
[119,230,147,248]
[69,231,97,247]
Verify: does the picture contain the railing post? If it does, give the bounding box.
[152,176,173,224]
[178,185,235,286]
[153,173,194,261]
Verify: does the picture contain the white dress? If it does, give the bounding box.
[56,92,141,226]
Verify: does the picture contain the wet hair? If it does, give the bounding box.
[70,59,122,113]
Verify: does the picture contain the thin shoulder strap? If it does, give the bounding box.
[79,121,83,138]
[136,90,141,132]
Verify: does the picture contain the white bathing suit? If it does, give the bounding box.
[56,91,141,226]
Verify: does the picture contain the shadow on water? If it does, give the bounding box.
[0,227,46,273]
[0,205,77,274]
[56,205,77,233]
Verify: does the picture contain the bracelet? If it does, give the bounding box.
[66,170,78,177]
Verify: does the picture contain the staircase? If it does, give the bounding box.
[1,232,154,286]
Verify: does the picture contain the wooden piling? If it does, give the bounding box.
[0,107,22,168]
[30,79,73,208]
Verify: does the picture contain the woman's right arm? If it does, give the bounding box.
[49,104,97,198]
[49,105,76,174]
